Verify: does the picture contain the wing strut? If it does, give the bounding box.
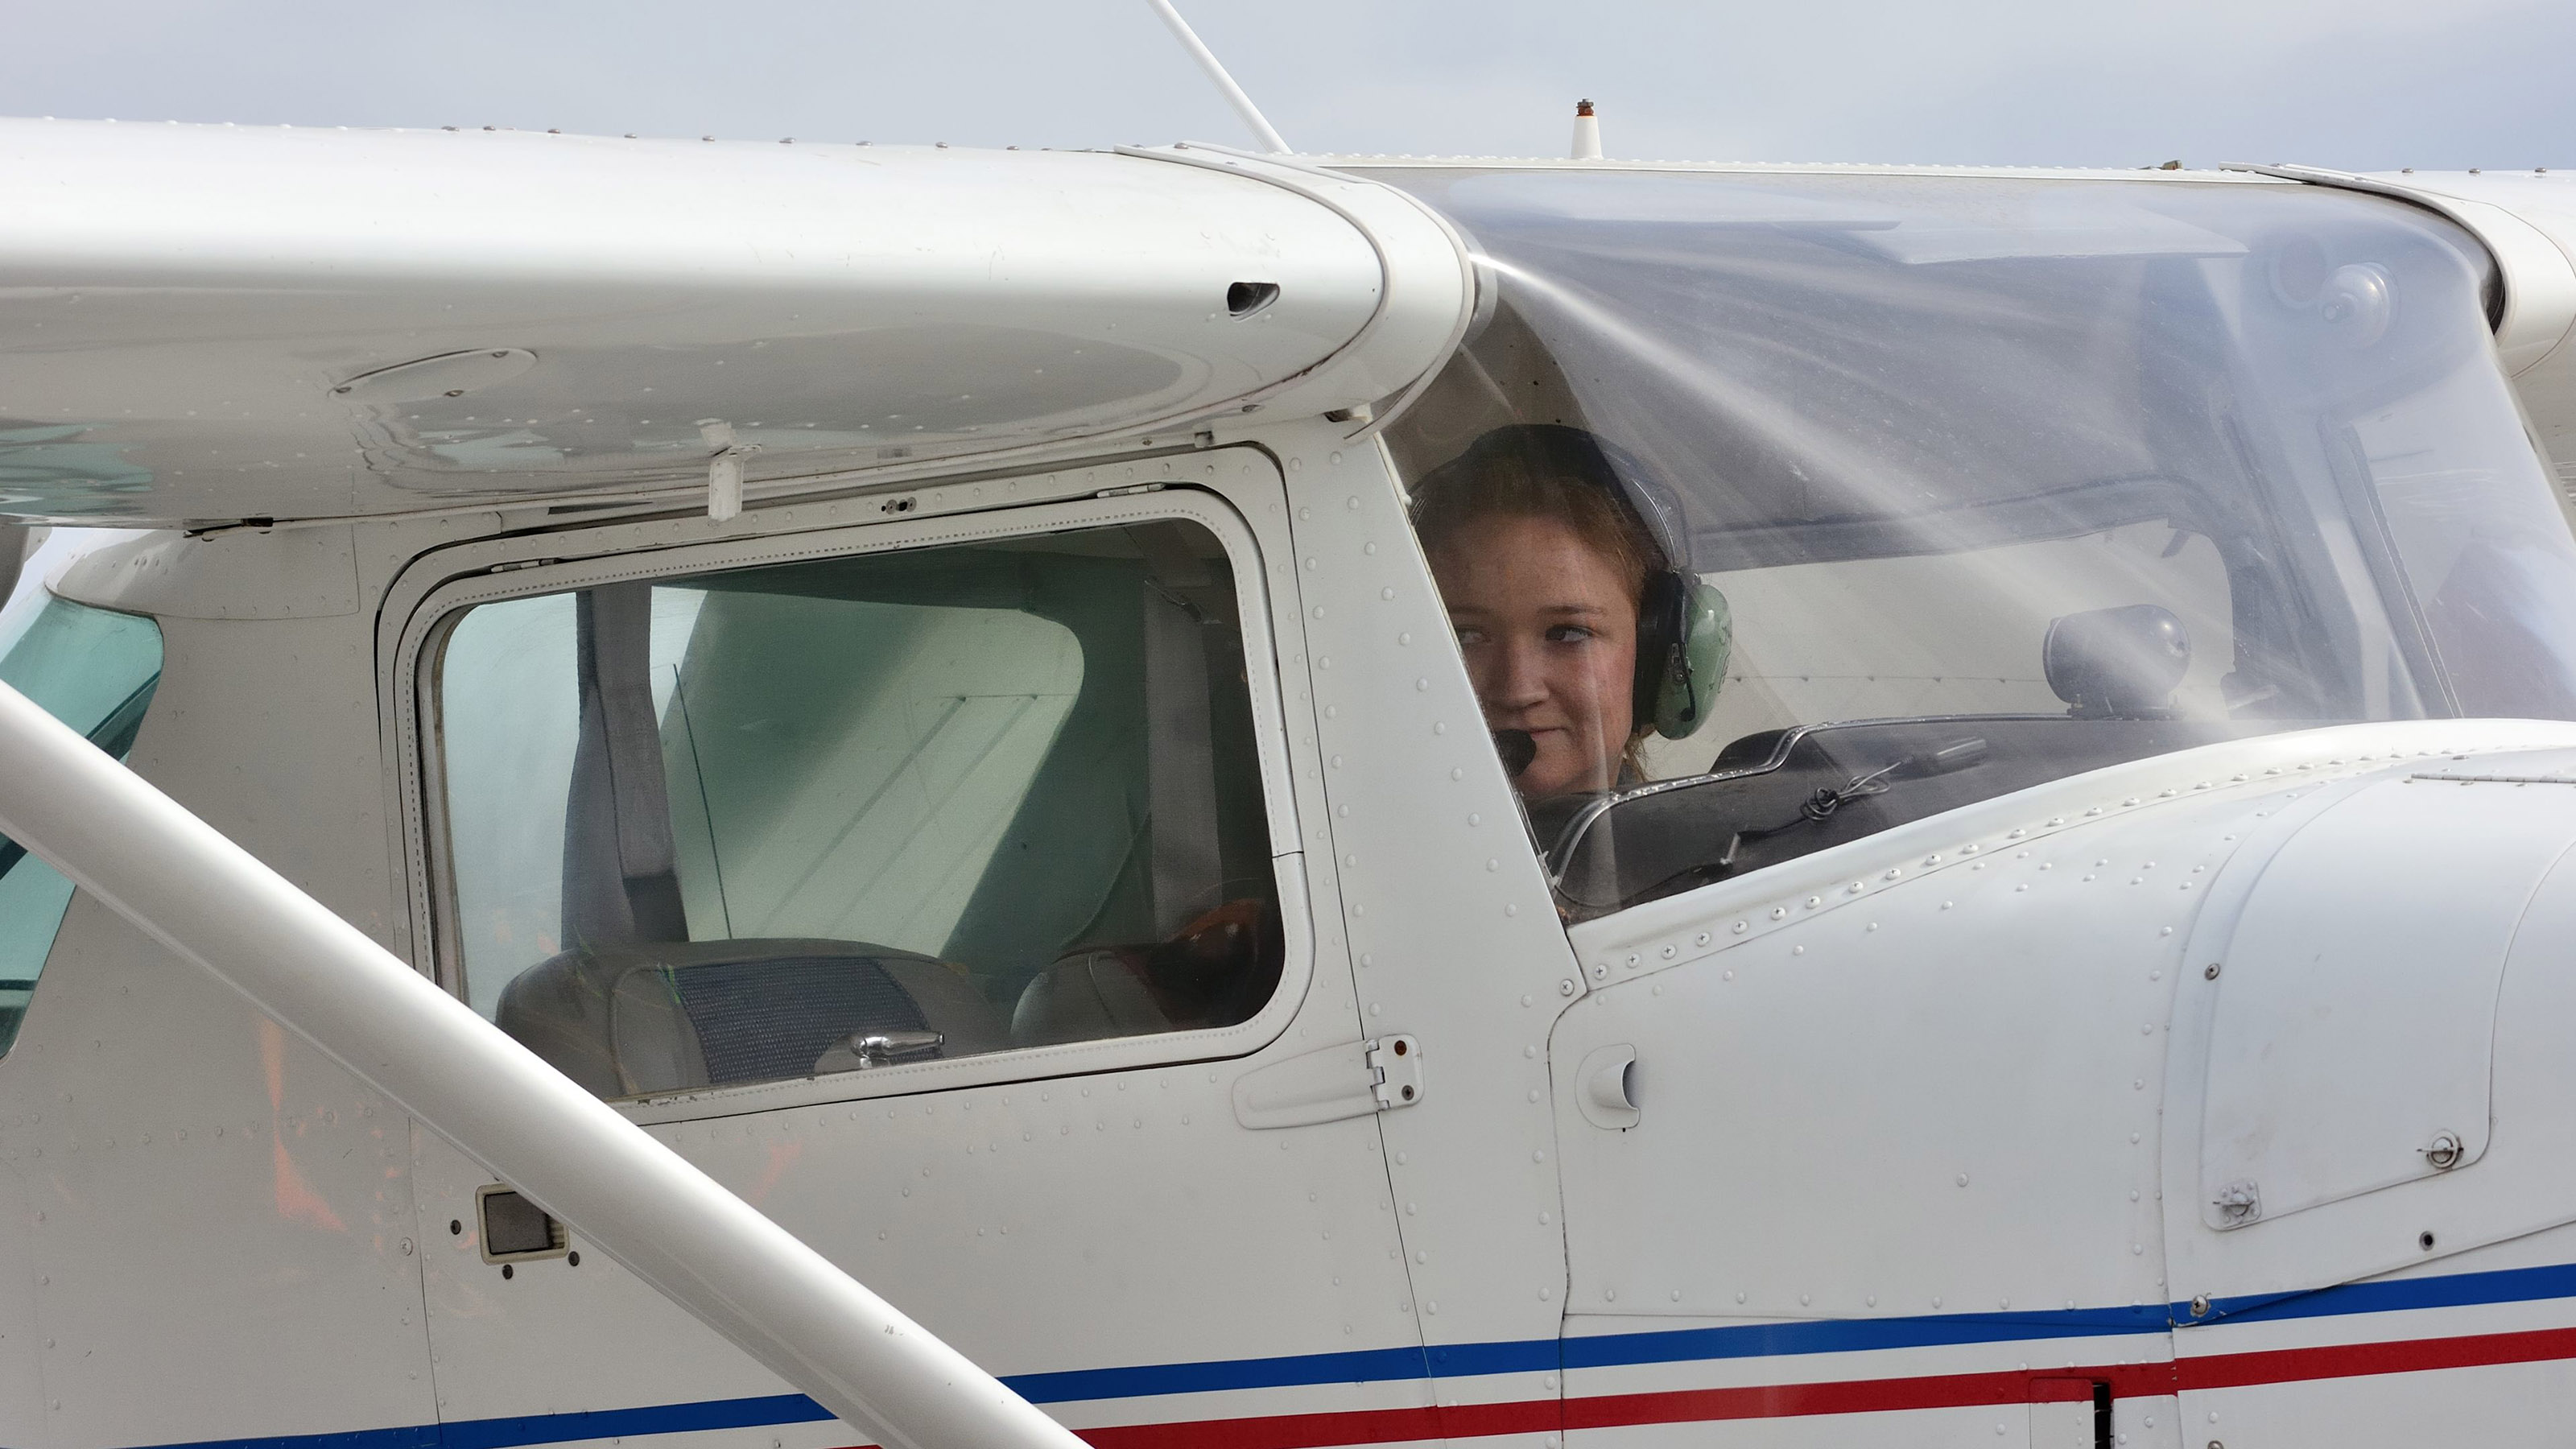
[0,677,1083,1449]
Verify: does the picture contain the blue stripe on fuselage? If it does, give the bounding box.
[114,1258,2576,1449]
[2184,1260,2576,1327]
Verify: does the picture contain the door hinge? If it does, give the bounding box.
[1235,1034,1425,1129]
[1368,1034,1423,1110]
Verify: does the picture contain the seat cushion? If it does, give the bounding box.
[498,937,1007,1097]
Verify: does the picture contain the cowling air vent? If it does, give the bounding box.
[1226,281,1281,318]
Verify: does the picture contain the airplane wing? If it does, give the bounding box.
[0,122,1469,526]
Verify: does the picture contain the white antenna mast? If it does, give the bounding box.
[1144,0,1292,154]
[1571,99,1604,160]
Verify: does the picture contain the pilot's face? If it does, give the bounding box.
[1429,513,1638,799]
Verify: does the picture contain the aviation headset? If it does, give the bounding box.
[1415,423,1732,742]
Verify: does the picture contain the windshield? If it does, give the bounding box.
[1362,167,2576,916]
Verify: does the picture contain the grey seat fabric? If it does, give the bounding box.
[498,937,1008,1099]
[562,583,688,948]
[1009,949,1174,1049]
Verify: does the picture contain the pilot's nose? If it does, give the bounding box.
[1484,635,1550,714]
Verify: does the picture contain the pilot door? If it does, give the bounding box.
[1266,431,1596,1445]
[392,449,1440,1446]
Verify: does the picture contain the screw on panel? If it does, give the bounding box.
[2421,1133,2464,1169]
[2189,1294,2211,1318]
[2421,1230,2438,1250]
[2203,963,2221,980]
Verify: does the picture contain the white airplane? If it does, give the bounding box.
[2,30,2576,1449]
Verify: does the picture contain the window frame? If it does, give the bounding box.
[390,483,1315,1121]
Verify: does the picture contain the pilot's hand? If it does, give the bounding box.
[1136,897,1283,1031]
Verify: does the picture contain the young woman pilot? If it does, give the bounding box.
[1410,423,1730,804]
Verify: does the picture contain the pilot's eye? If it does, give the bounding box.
[1455,625,1491,646]
[1546,624,1598,645]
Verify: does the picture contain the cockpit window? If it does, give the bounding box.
[431,518,1282,1100]
[1363,167,2576,916]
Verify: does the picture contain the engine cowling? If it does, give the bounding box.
[1553,722,2576,1330]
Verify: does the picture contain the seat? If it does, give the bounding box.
[1009,948,1176,1049]
[497,937,1008,1099]
[1009,898,1282,1049]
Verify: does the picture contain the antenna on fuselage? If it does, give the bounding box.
[1143,0,1292,154]
[1571,99,1604,159]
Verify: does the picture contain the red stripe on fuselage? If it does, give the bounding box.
[824,1325,2576,1448]
[1075,1404,1443,1449]
[2174,1323,2576,1391]
[1563,1323,2576,1435]
[1074,1397,1579,1449]
[1566,1364,2146,1431]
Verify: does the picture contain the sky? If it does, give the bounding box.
[1,0,2566,172]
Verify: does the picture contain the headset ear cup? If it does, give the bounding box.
[1632,571,1684,737]
[1650,579,1732,740]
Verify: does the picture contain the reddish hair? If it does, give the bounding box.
[1409,426,1658,605]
